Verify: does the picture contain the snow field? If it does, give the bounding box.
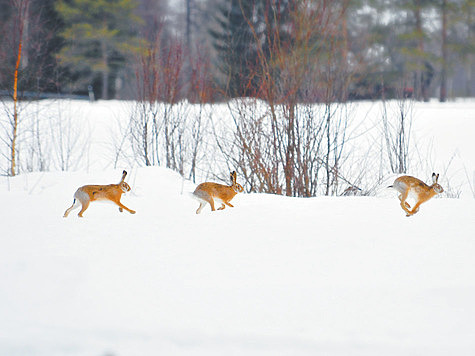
[1,166,474,355]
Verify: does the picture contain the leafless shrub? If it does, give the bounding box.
[128,29,213,181]
[110,104,135,169]
[214,0,355,197]
[381,86,415,175]
[48,102,90,171]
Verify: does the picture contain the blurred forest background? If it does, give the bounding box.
[0,0,473,103]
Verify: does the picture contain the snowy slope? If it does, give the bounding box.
[1,167,474,356]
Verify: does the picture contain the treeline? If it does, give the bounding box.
[0,0,473,102]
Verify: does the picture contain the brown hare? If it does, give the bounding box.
[192,171,244,214]
[64,170,136,217]
[389,173,443,217]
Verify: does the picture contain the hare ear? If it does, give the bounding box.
[436,173,439,183]
[121,170,127,182]
[230,171,236,183]
[432,172,438,184]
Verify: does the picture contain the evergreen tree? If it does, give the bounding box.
[452,0,474,97]
[357,0,435,100]
[55,0,142,99]
[209,0,260,97]
[393,0,434,101]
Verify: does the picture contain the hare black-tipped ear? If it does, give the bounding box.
[230,171,236,183]
[432,172,438,183]
[121,170,127,181]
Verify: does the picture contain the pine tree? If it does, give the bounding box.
[55,0,142,99]
[393,0,434,101]
[209,0,260,97]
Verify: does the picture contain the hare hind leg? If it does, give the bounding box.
[409,201,422,216]
[193,192,207,214]
[398,194,411,209]
[63,199,80,217]
[196,197,214,213]
[399,191,412,216]
[193,190,215,213]
[196,202,206,214]
[77,200,90,217]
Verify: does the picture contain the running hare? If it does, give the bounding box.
[192,171,244,214]
[64,170,136,217]
[389,173,443,217]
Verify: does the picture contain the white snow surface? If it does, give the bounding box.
[0,99,474,355]
[1,166,475,356]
